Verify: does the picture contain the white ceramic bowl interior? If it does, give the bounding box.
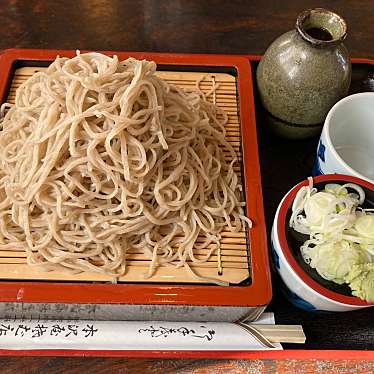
[316,92,374,182]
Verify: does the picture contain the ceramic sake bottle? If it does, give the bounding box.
[256,8,351,139]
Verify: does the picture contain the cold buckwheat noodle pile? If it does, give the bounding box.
[0,52,249,285]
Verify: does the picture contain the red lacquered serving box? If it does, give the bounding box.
[0,49,271,323]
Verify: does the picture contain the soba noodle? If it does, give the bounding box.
[0,52,249,285]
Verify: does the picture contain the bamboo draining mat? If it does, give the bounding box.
[1,67,250,284]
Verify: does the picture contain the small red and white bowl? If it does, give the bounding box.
[271,174,374,312]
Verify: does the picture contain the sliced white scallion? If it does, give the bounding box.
[289,178,373,301]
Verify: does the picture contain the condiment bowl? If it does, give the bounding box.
[271,174,374,312]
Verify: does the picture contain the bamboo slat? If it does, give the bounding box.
[0,66,250,285]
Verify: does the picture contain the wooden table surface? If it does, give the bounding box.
[0,0,373,373]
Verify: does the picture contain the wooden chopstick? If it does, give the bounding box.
[252,324,306,344]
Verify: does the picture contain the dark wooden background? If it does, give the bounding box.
[0,0,373,372]
[0,0,374,59]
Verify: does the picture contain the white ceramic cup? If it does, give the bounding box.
[314,92,374,182]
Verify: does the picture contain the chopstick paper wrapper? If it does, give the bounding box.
[0,313,305,351]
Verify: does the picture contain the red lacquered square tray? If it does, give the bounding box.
[0,49,271,321]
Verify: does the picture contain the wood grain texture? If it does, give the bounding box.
[0,357,373,374]
[0,0,373,372]
[0,0,374,59]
